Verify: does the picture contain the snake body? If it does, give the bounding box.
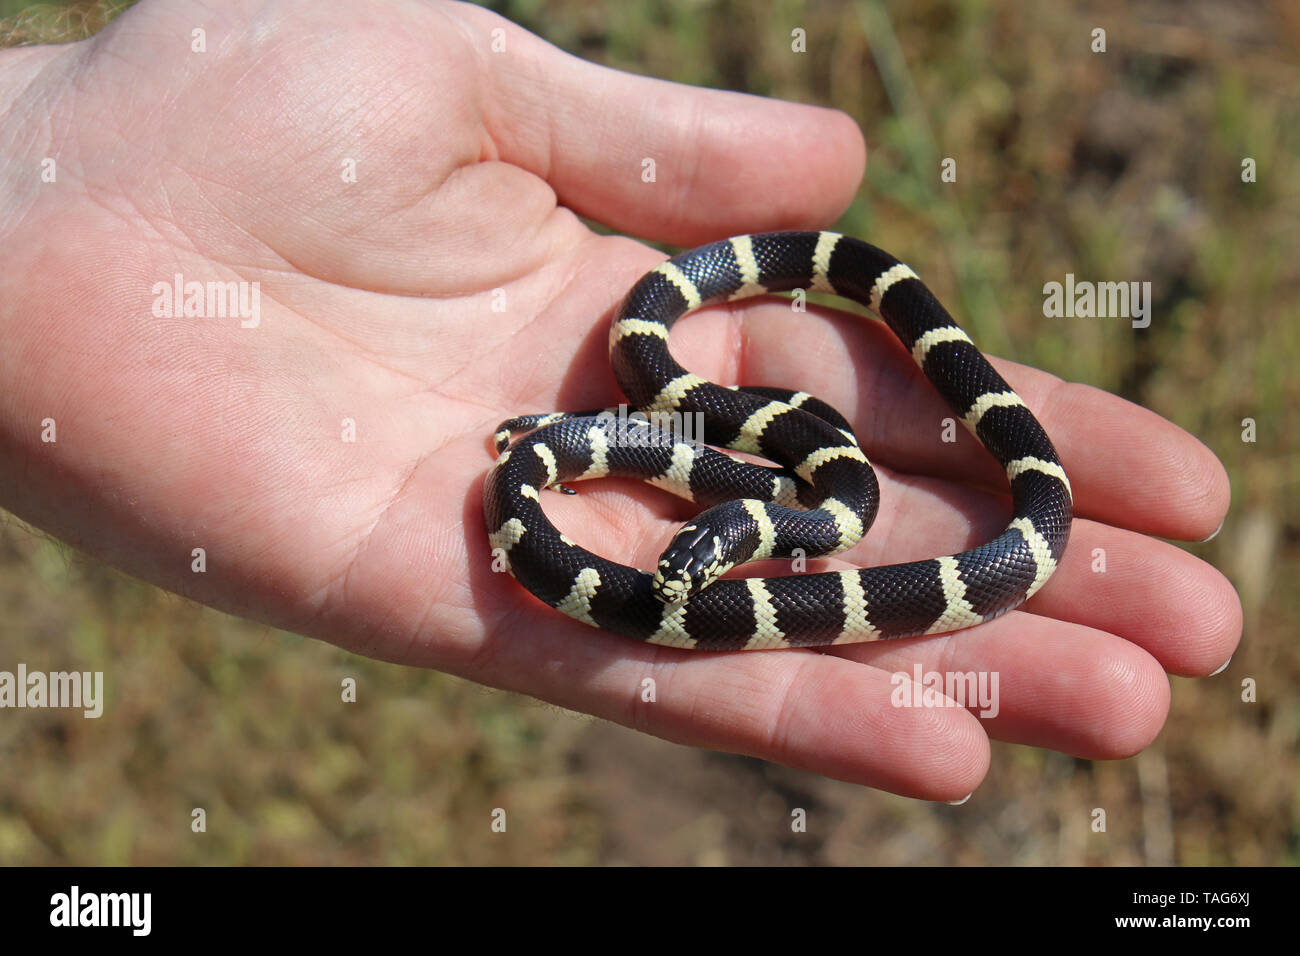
[483,232,1072,650]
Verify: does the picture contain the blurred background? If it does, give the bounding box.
[0,0,1296,864]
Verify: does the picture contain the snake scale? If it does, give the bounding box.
[483,232,1072,650]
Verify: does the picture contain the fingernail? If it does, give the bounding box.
[946,793,973,806]
[1199,518,1225,543]
[1209,656,1232,677]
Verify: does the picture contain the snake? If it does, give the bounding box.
[483,231,1072,651]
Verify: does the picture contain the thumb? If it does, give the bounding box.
[450,2,866,245]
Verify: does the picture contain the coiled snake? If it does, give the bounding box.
[483,232,1072,650]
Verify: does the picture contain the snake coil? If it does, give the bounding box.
[483,232,1072,650]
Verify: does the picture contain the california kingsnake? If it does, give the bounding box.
[483,232,1072,650]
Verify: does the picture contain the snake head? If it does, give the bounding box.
[652,523,730,605]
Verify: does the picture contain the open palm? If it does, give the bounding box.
[0,0,1239,798]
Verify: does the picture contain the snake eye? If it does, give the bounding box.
[652,525,727,605]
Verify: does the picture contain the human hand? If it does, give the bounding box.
[0,0,1238,798]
